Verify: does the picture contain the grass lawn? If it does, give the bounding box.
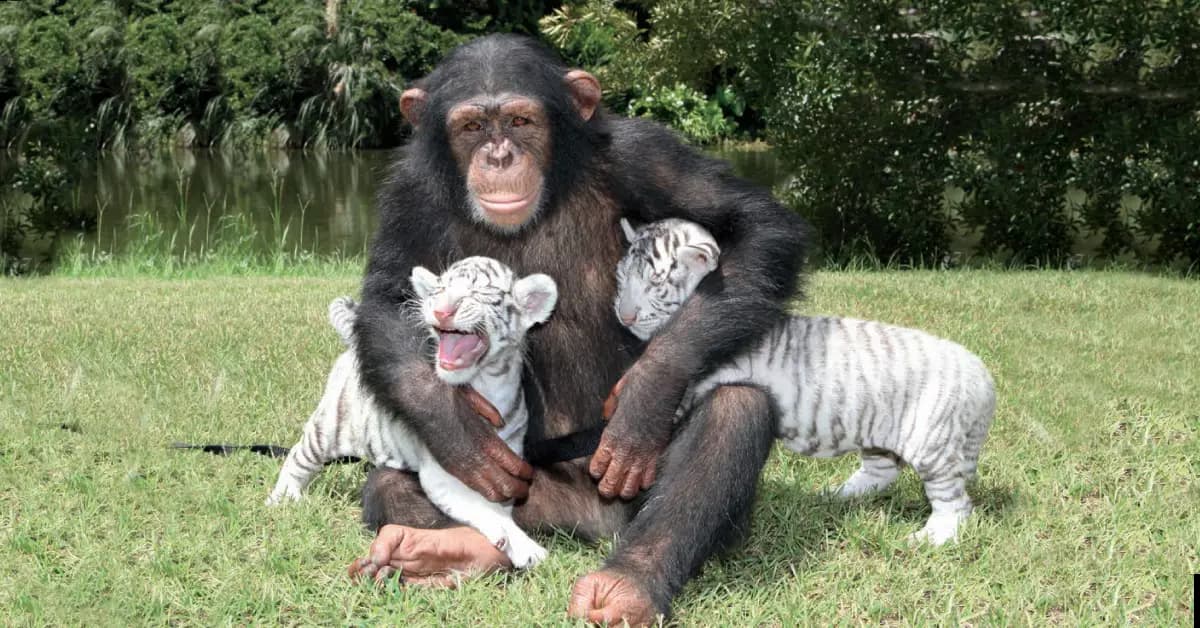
[1,270,1196,625]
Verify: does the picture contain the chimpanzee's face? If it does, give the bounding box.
[445,94,552,232]
[398,58,599,234]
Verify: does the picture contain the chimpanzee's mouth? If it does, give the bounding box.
[435,329,488,371]
[477,191,536,215]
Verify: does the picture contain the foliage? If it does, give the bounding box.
[0,0,468,271]
[413,0,552,36]
[0,0,463,150]
[3,1,1199,270]
[1,140,95,275]
[540,1,646,104]
[626,83,738,145]
[565,0,1200,267]
[539,0,758,141]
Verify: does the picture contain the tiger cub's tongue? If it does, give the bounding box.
[438,332,483,368]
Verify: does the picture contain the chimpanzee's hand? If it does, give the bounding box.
[428,388,533,502]
[589,361,686,500]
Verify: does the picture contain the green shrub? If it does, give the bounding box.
[808,3,1195,266]
[1,0,463,150]
[595,1,1200,267]
[3,1,1198,270]
[627,84,738,145]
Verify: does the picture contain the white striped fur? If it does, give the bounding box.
[327,296,357,346]
[615,219,996,545]
[614,218,719,339]
[267,257,557,567]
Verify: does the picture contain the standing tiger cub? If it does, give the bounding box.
[614,218,996,545]
[267,257,556,568]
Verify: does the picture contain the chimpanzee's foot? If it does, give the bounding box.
[567,569,663,626]
[346,524,511,586]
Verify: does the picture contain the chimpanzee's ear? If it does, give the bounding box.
[513,274,558,327]
[677,241,721,275]
[565,70,601,121]
[620,218,638,243]
[410,266,439,299]
[400,87,428,126]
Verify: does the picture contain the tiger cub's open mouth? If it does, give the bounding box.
[435,328,489,371]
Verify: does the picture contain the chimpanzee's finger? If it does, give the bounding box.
[492,470,530,501]
[601,374,628,421]
[602,392,619,421]
[347,557,375,582]
[597,452,630,498]
[401,573,459,588]
[373,565,397,585]
[640,462,657,490]
[471,463,528,502]
[589,442,613,479]
[619,465,643,500]
[485,439,534,480]
[462,386,504,428]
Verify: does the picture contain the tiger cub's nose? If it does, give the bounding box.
[620,308,639,326]
[434,305,458,327]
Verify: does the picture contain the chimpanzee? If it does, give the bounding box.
[345,34,807,625]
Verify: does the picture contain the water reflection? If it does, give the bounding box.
[84,149,390,257]
[80,145,786,258]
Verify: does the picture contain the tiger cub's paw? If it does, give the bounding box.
[908,509,969,546]
[265,486,303,506]
[501,530,548,570]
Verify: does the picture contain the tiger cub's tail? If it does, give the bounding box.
[328,296,358,347]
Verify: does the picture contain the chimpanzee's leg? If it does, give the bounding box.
[351,467,502,585]
[350,461,629,584]
[360,467,454,532]
[514,460,632,543]
[569,384,776,623]
[360,462,628,537]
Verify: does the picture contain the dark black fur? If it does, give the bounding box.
[354,34,807,619]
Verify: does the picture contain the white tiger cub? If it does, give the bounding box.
[614,218,996,545]
[267,257,556,568]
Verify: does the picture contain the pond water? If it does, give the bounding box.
[75,144,787,259]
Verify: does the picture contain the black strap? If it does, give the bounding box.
[170,442,290,457]
[518,362,605,464]
[523,425,604,465]
[171,442,365,464]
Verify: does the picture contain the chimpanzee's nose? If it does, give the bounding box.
[485,141,514,170]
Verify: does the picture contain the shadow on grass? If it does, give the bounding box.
[308,460,373,506]
[699,476,1019,594]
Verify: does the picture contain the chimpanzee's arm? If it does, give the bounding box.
[590,120,808,498]
[354,172,533,502]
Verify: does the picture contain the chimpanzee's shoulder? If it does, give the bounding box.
[604,116,735,181]
[376,151,446,217]
[607,116,692,159]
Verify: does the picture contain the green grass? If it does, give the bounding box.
[48,207,369,280]
[1,270,1196,625]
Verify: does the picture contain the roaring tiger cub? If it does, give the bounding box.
[267,257,556,568]
[614,218,996,545]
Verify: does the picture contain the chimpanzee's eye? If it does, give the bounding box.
[511,116,529,127]
[464,121,483,132]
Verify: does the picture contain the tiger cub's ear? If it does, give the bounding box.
[619,218,639,243]
[513,273,558,327]
[410,266,440,299]
[678,241,721,275]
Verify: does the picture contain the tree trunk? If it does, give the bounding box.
[325,0,340,37]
